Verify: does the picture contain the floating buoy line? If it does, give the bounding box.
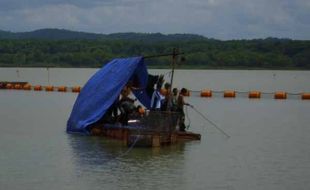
[162,88,310,100]
[1,82,309,100]
[1,83,81,93]
[196,90,310,100]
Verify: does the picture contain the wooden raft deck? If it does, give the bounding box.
[91,125,201,147]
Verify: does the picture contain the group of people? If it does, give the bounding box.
[150,82,192,131]
[103,84,144,126]
[100,79,192,132]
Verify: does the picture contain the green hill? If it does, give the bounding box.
[0,28,309,69]
[0,29,104,40]
[0,28,205,41]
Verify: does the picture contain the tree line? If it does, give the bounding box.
[0,38,309,69]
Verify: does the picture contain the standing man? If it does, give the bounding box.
[177,88,192,131]
[150,83,165,111]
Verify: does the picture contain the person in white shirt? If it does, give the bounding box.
[150,83,165,110]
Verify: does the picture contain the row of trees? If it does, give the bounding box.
[0,38,309,69]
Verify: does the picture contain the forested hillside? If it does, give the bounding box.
[0,29,309,69]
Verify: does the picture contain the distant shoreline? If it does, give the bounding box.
[1,65,309,71]
[1,34,309,70]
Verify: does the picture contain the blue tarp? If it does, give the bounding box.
[67,57,150,134]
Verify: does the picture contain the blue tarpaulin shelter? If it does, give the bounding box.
[67,57,150,134]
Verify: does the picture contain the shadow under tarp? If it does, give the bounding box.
[67,57,150,135]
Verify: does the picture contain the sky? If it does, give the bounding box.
[0,0,309,40]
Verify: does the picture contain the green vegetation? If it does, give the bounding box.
[0,29,309,69]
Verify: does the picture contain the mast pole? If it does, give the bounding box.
[169,48,177,92]
[166,48,178,111]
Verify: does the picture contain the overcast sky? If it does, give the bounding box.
[0,0,309,40]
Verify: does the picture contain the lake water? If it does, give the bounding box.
[0,68,310,190]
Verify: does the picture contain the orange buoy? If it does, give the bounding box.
[34,85,42,91]
[301,93,310,100]
[138,107,145,115]
[248,91,261,99]
[224,90,236,98]
[23,84,31,90]
[6,83,13,89]
[14,84,22,90]
[200,90,212,97]
[45,86,54,91]
[72,86,81,93]
[57,86,67,92]
[274,92,287,99]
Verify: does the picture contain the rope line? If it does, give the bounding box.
[115,132,141,160]
[190,106,230,139]
[102,127,142,164]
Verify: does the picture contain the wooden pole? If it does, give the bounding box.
[169,48,177,91]
[166,48,178,111]
[143,51,183,59]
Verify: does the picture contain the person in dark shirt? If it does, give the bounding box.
[177,88,192,131]
[171,88,179,112]
[119,87,136,125]
[161,83,172,111]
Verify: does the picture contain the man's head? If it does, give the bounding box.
[180,88,187,95]
[172,88,178,95]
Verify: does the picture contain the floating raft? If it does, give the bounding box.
[91,124,201,147]
[89,112,201,148]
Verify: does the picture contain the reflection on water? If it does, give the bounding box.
[67,135,189,190]
[68,134,186,167]
[69,134,185,159]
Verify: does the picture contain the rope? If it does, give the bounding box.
[190,106,230,139]
[99,126,142,164]
[115,131,141,160]
[287,92,302,95]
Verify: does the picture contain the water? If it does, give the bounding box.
[0,68,310,190]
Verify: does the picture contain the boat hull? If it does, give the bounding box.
[90,124,201,147]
